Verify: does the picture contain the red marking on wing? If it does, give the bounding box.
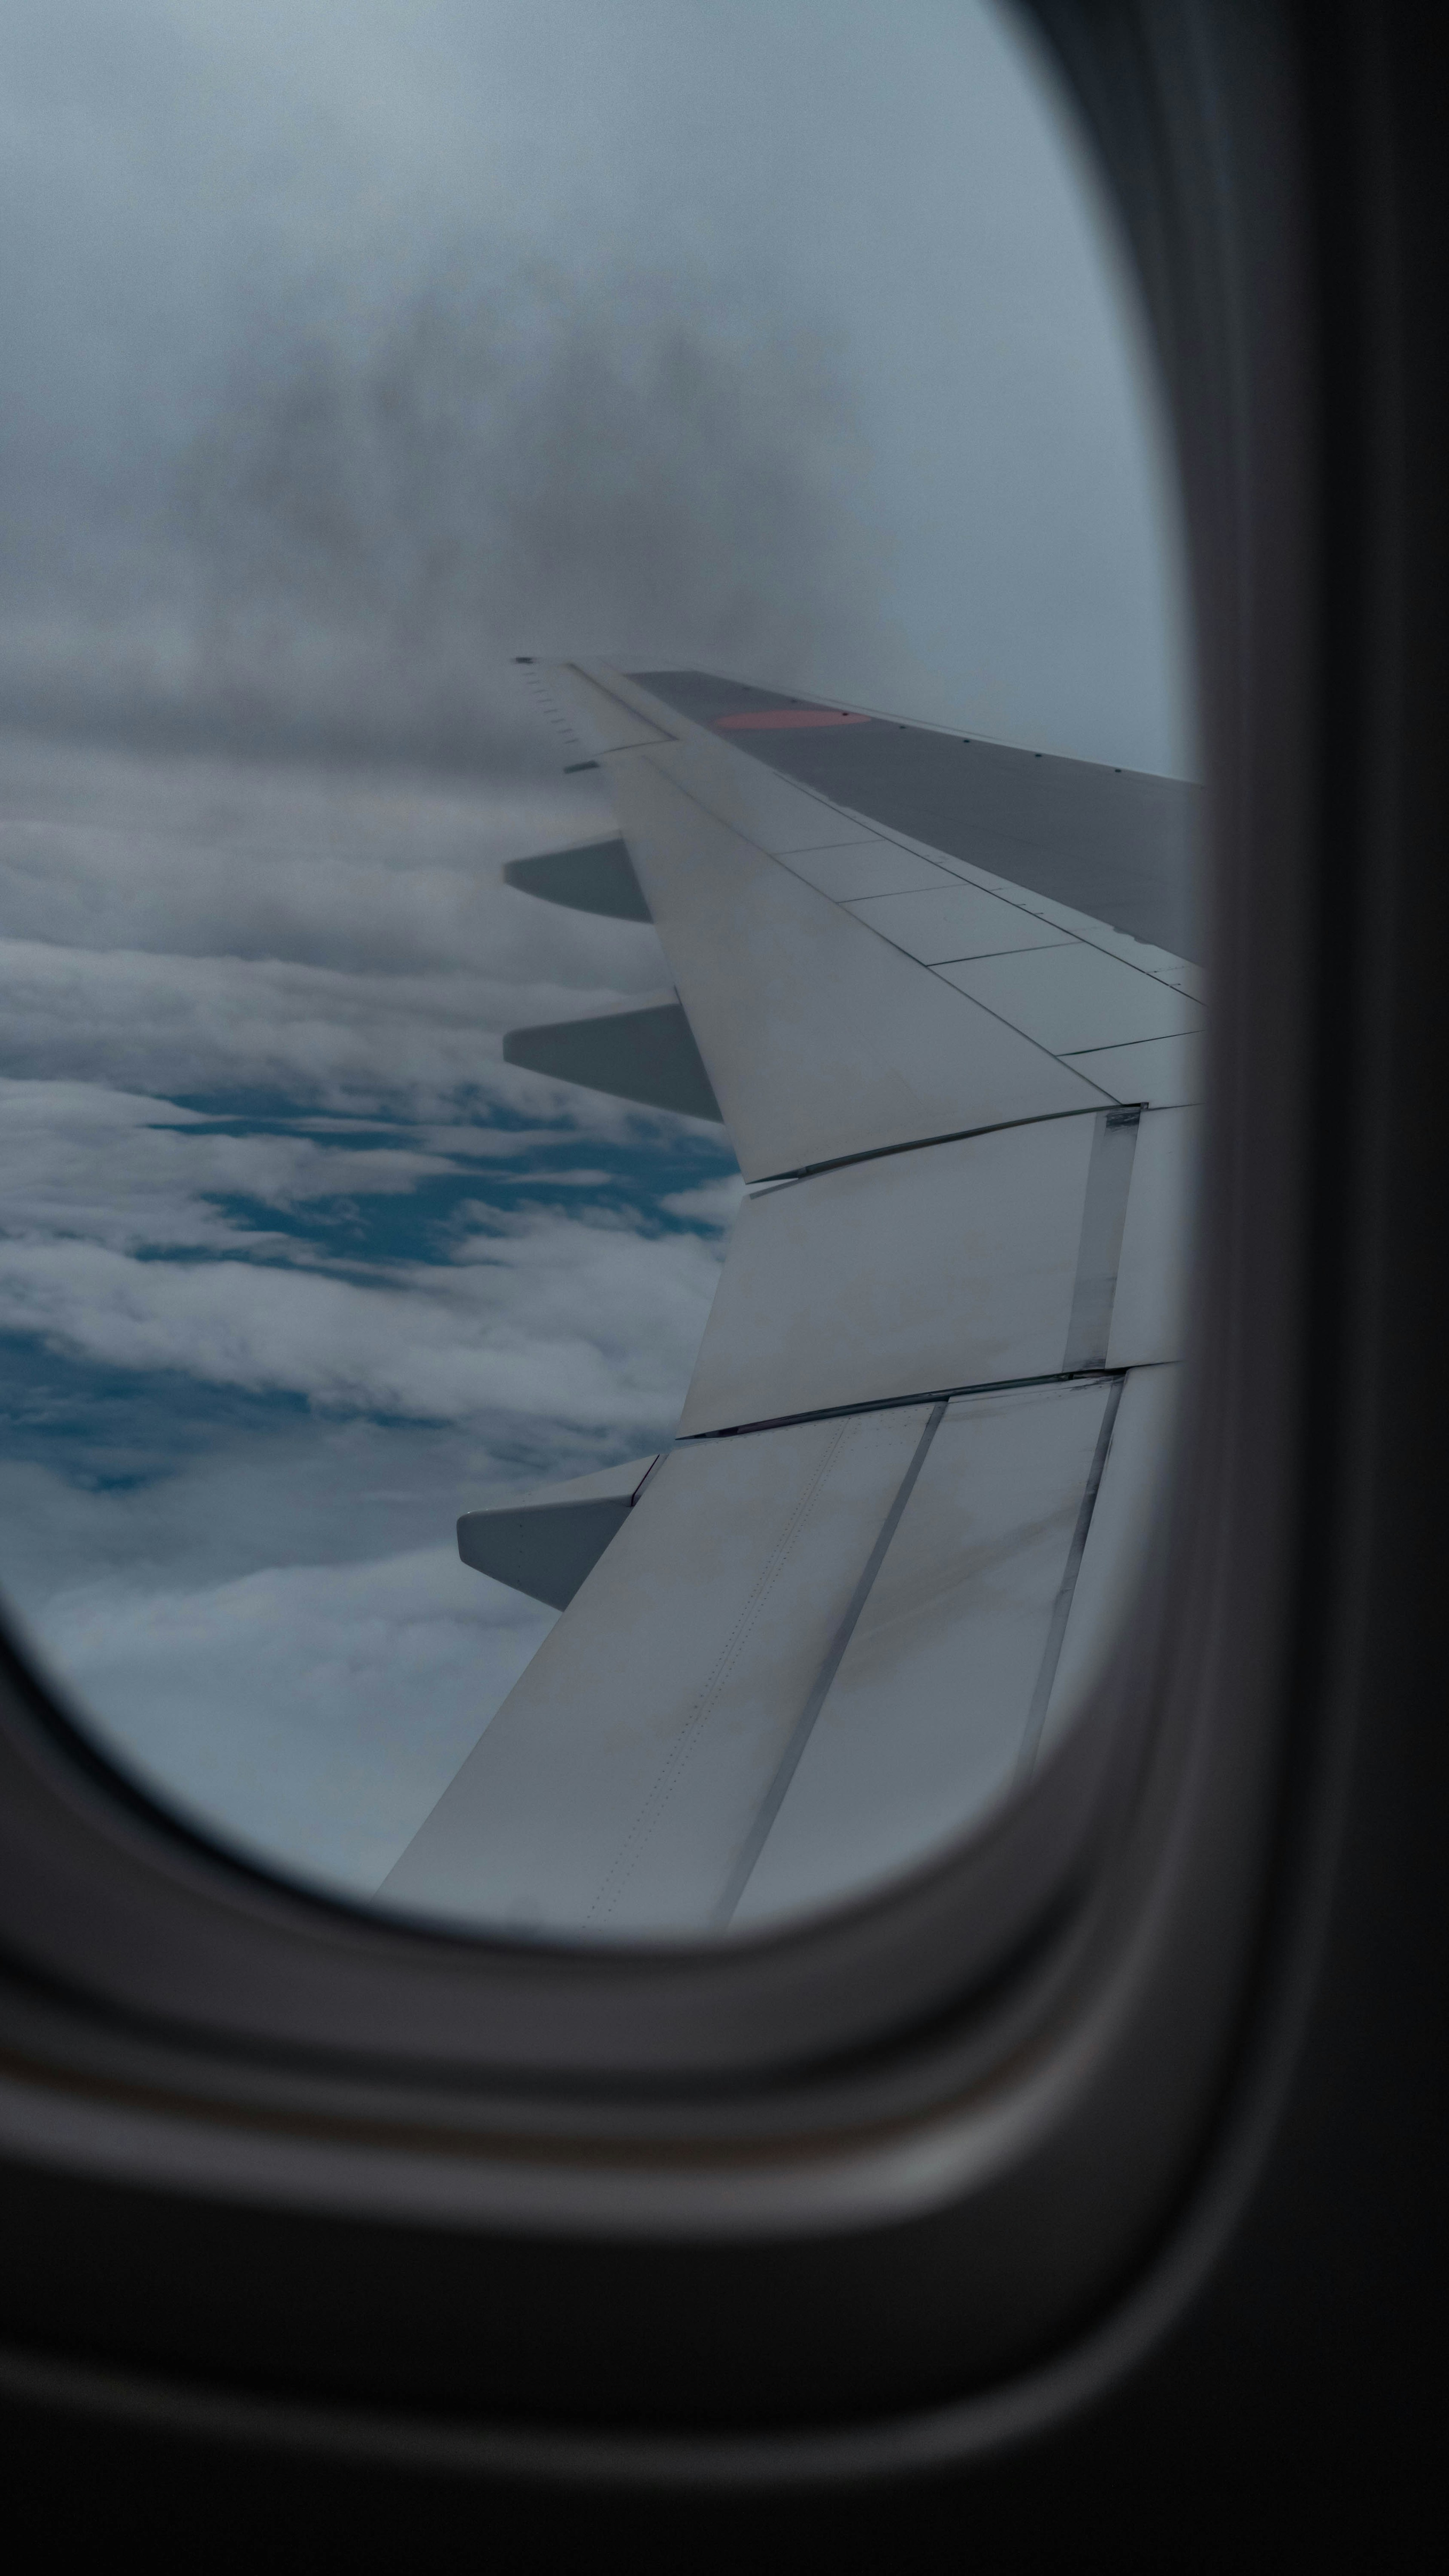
[713,708,872,731]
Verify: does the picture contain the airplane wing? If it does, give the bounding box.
[381,665,1201,1936]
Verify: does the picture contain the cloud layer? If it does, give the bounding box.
[29,1542,558,1897]
[0,0,1191,774]
[0,734,737,1891]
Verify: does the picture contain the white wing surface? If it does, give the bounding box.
[382,666,1201,1934]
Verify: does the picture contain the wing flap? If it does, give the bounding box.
[676,1115,1099,1434]
[1035,1363,1180,1767]
[384,1406,937,1933]
[393,1379,1127,1935]
[673,1101,1177,1436]
[1106,1105,1196,1366]
[732,1375,1117,1927]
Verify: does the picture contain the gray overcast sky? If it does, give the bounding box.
[0,0,1192,774]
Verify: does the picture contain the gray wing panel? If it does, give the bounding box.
[398,664,1200,1932]
[732,1376,1116,1928]
[535,662,1202,1167]
[1035,1363,1180,1767]
[389,1378,1128,1937]
[603,745,1109,1179]
[627,665,1202,964]
[1062,1031,1203,1108]
[1108,1107,1196,1367]
[383,1407,937,1935]
[932,941,1201,1050]
[676,1104,1180,1435]
[677,1116,1098,1433]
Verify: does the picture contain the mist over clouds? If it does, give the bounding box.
[0,0,1191,774]
[4,259,869,771]
[172,267,866,767]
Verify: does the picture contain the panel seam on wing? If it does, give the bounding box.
[748,1100,1115,1188]
[618,748,1119,1111]
[581,1419,858,1926]
[674,1364,1128,1444]
[713,1399,948,1927]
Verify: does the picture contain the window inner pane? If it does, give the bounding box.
[0,1,1197,1932]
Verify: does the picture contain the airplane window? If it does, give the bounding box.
[0,0,1197,1935]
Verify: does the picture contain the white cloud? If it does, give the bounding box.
[0,721,736,1905]
[0,932,670,1121]
[24,1541,557,1894]
[0,734,702,1135]
[0,1416,631,1606]
[661,1174,748,1230]
[0,1077,458,1251]
[0,1209,722,1429]
[0,731,662,989]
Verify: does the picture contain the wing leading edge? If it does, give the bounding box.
[381,665,1198,1934]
